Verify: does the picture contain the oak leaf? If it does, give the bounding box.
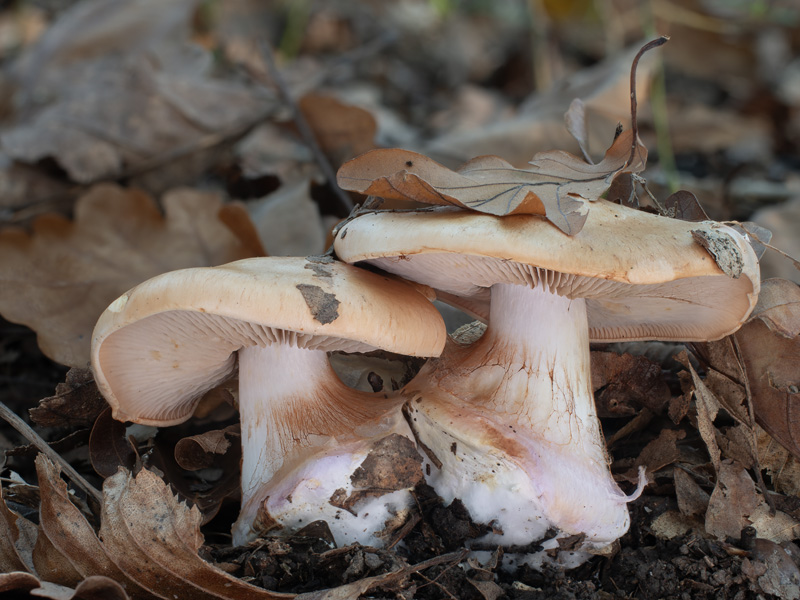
[0,184,265,367]
[337,129,646,235]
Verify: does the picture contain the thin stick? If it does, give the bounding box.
[256,41,354,215]
[0,401,103,504]
[627,36,669,168]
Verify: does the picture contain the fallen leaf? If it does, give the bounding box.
[174,425,240,471]
[590,351,670,417]
[0,482,32,573]
[705,460,761,539]
[674,468,710,518]
[246,179,326,258]
[0,184,264,367]
[299,93,377,168]
[88,408,138,478]
[422,42,656,167]
[678,353,722,474]
[744,538,800,600]
[705,459,800,542]
[735,279,800,459]
[664,190,709,222]
[4,0,273,184]
[34,456,150,597]
[30,368,107,429]
[337,129,646,235]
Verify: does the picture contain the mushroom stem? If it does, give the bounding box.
[234,343,415,547]
[405,283,640,556]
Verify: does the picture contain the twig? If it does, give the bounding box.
[730,336,777,514]
[256,41,354,215]
[0,400,103,504]
[627,36,669,169]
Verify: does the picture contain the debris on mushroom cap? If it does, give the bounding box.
[334,200,760,342]
[91,255,446,427]
[90,256,447,548]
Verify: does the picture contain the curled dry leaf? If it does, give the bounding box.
[0,482,32,573]
[34,456,151,597]
[735,278,800,459]
[88,408,137,478]
[174,425,240,471]
[0,184,264,367]
[30,368,107,429]
[337,129,647,235]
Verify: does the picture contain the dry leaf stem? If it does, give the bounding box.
[0,400,103,504]
[627,36,669,169]
[257,41,354,215]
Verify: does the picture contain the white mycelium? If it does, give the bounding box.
[233,342,417,547]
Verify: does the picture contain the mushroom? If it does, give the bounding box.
[333,201,760,566]
[91,256,446,547]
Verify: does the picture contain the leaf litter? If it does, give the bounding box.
[1,1,800,599]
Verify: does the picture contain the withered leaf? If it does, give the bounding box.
[678,352,722,473]
[337,129,646,235]
[0,482,32,573]
[673,468,710,518]
[5,0,273,184]
[590,351,670,417]
[89,408,137,478]
[99,467,292,599]
[174,425,240,471]
[0,184,264,367]
[30,368,107,429]
[664,190,708,222]
[34,456,151,598]
[705,460,760,540]
[735,278,800,459]
[299,93,377,168]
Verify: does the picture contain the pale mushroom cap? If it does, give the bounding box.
[91,256,447,426]
[334,202,761,342]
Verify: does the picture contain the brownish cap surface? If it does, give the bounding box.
[333,202,760,342]
[91,256,447,426]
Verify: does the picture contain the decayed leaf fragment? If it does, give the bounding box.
[0,184,264,367]
[735,278,800,459]
[336,129,646,235]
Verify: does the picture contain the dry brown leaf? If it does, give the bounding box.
[88,408,137,478]
[590,351,670,417]
[422,42,656,167]
[299,93,377,168]
[673,468,710,518]
[174,425,240,471]
[705,460,761,539]
[735,279,800,459]
[4,0,273,184]
[0,184,264,367]
[30,368,107,429]
[337,129,646,235]
[0,482,32,573]
[34,456,152,598]
[99,467,291,599]
[0,571,40,593]
[756,426,800,497]
[679,353,722,474]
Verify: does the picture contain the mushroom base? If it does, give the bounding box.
[233,343,423,547]
[403,283,642,565]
